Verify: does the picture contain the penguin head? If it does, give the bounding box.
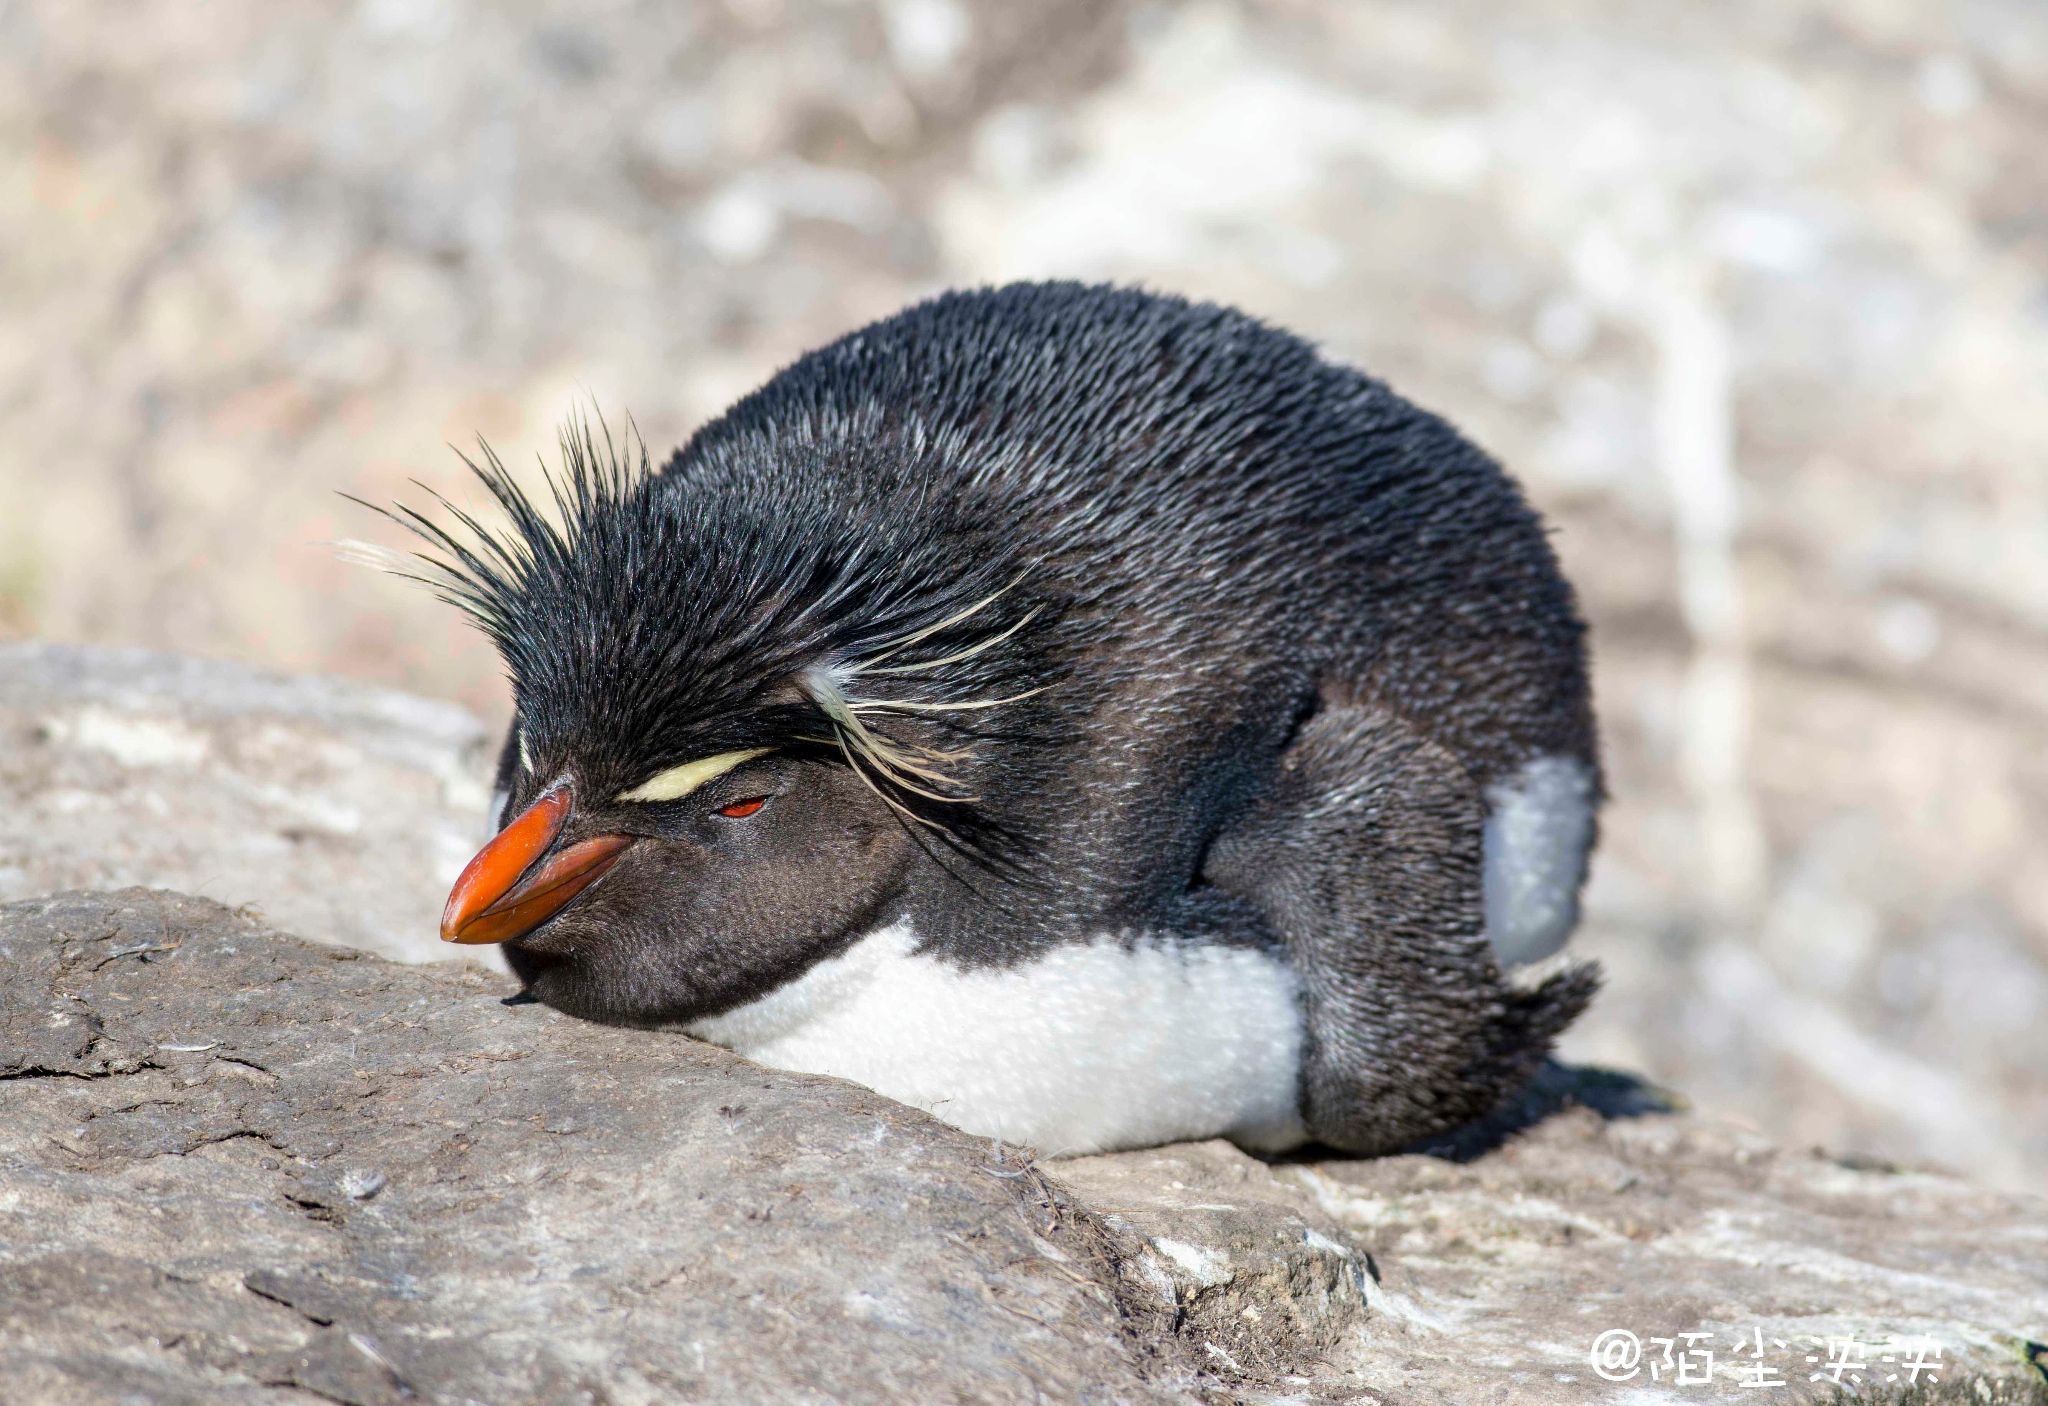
[450,721,919,1025]
[359,417,1054,1025]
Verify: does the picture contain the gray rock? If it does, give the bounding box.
[6,886,2045,1405]
[0,643,495,965]
[0,888,1189,1405]
[1059,1113,2048,1401]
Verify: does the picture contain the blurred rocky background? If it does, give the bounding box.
[3,0,2046,1192]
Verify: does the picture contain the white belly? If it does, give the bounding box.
[687,924,1308,1157]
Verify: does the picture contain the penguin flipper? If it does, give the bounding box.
[1204,705,1599,1156]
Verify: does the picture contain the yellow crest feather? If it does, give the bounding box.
[616,748,773,804]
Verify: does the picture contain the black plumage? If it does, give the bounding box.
[378,281,1601,1155]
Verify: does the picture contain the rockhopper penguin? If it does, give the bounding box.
[382,282,1602,1158]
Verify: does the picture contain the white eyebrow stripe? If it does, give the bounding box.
[616,748,774,804]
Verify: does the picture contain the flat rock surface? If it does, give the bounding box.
[5,889,2046,1405]
[1062,1119,2048,1401]
[0,889,1185,1406]
[0,644,495,965]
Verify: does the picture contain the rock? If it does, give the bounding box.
[1053,1139,1373,1388]
[6,888,2046,1405]
[1060,1105,2048,1402]
[0,643,495,965]
[0,889,1188,1405]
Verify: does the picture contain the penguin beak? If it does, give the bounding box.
[441,786,635,945]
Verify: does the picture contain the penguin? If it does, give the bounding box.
[376,282,1601,1159]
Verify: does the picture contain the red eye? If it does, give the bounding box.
[717,797,766,819]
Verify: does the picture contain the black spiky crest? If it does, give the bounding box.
[351,413,1057,877]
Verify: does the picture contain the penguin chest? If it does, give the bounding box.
[686,925,1308,1157]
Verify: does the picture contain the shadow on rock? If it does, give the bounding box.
[1264,1059,1685,1166]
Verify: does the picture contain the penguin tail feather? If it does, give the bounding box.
[1467,957,1604,1115]
[1505,956,1602,1049]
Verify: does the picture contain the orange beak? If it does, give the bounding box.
[440,786,635,945]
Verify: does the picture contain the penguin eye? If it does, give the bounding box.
[716,797,767,819]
